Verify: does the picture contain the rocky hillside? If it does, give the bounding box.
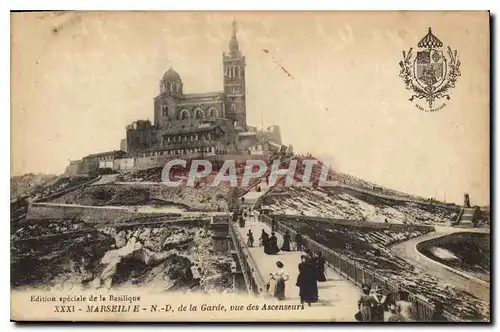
[11,218,233,293]
[262,186,460,225]
[11,173,58,200]
[52,183,230,212]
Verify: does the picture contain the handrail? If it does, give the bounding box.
[228,221,268,297]
[261,215,460,322]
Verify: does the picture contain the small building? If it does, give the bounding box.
[83,150,128,169]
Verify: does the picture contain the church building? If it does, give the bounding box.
[126,21,249,158]
[66,21,284,176]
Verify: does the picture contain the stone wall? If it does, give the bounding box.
[26,202,165,223]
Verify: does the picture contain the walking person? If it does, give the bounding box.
[260,229,269,248]
[249,208,254,224]
[267,261,289,300]
[370,285,387,322]
[295,232,303,251]
[315,251,327,282]
[238,214,246,228]
[356,284,377,322]
[267,232,280,255]
[246,230,254,247]
[281,230,291,251]
[296,255,317,307]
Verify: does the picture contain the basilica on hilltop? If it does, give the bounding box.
[66,21,283,175]
[123,20,283,160]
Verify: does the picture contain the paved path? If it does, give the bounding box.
[233,217,361,322]
[90,174,119,185]
[390,229,490,303]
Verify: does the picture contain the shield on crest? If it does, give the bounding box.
[413,49,446,89]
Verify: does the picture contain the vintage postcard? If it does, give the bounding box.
[10,11,490,322]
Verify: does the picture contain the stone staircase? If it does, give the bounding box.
[454,207,476,226]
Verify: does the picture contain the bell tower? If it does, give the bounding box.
[223,20,247,129]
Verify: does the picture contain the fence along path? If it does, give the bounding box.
[258,215,459,322]
[232,215,361,322]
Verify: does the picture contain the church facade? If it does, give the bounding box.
[126,21,248,158]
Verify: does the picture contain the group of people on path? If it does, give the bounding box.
[236,204,448,323]
[265,249,327,305]
[356,283,448,322]
[246,227,306,254]
[296,250,327,305]
[252,229,291,255]
[356,283,402,322]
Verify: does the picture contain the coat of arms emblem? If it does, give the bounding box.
[399,28,461,112]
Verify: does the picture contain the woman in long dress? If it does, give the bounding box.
[315,252,327,282]
[268,261,289,300]
[296,255,317,306]
[281,231,291,251]
[357,284,377,322]
[267,232,280,255]
[260,229,269,248]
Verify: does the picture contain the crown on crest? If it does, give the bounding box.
[417,27,443,49]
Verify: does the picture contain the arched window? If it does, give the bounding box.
[193,107,205,119]
[235,66,240,78]
[161,105,168,116]
[179,109,190,120]
[207,107,219,118]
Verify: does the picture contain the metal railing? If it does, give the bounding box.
[228,221,267,297]
[261,215,458,322]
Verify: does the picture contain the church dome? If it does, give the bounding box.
[162,68,182,83]
[160,67,183,95]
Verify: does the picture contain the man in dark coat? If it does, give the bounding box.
[247,230,254,247]
[295,232,303,251]
[238,215,245,228]
[281,231,291,251]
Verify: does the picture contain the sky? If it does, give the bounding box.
[11,11,490,205]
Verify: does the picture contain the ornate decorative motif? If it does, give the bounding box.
[399,28,461,111]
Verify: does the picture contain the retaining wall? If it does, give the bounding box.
[26,202,165,223]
